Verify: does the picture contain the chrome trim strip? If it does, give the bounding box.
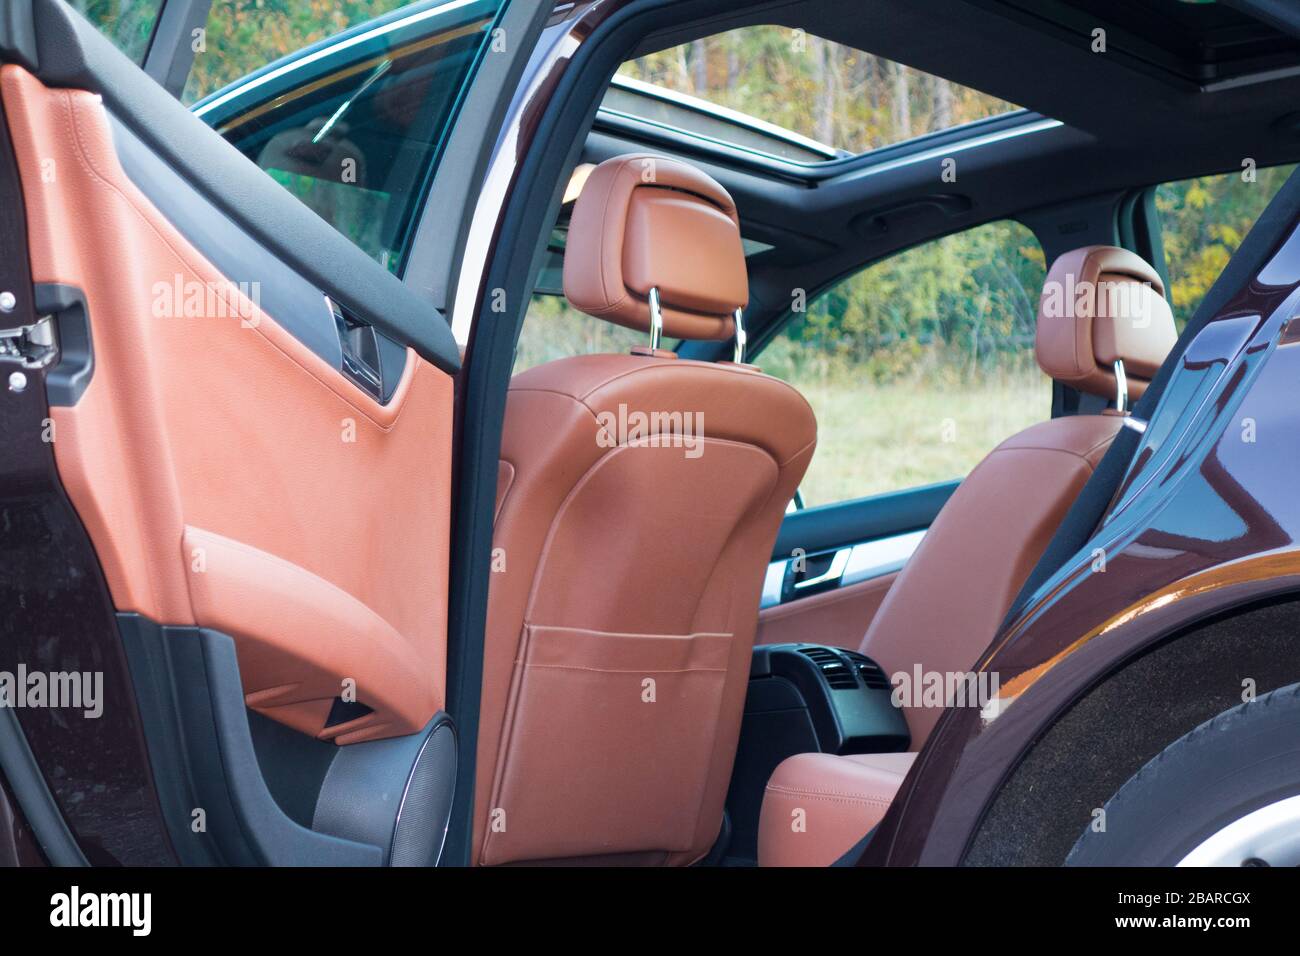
[841,529,926,587]
[758,528,926,609]
[760,560,786,609]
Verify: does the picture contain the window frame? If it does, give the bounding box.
[190,0,508,277]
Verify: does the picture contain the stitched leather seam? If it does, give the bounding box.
[765,787,895,806]
[57,88,411,431]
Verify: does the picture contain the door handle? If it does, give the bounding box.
[792,546,850,590]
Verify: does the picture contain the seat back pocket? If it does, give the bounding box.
[482,624,732,864]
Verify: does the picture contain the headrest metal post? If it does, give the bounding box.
[733,307,747,364]
[647,286,663,352]
[1113,358,1129,413]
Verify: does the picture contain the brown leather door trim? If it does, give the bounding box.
[183,527,440,745]
[757,573,898,650]
[2,65,453,745]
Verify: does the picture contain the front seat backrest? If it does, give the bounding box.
[474,154,817,865]
[859,245,1176,748]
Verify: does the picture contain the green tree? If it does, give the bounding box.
[1156,164,1296,327]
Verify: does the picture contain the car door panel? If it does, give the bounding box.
[3,63,452,745]
[0,0,485,866]
[756,572,898,650]
[757,481,957,649]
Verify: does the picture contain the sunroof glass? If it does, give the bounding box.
[617,25,1022,161]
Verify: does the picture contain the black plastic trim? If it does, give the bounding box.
[142,0,213,97]
[117,617,383,866]
[33,283,93,406]
[405,0,553,314]
[313,714,457,867]
[0,709,86,866]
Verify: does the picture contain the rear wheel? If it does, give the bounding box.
[1067,681,1300,866]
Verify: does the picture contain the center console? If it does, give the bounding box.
[721,643,909,864]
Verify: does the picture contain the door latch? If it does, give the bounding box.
[0,314,58,368]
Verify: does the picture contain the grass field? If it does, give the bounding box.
[789,369,1049,506]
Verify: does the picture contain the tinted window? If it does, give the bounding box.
[762,220,1047,505]
[1156,163,1297,328]
[197,0,503,274]
[183,0,411,104]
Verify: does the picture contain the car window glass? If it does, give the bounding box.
[762,220,1048,506]
[616,25,1024,163]
[183,1,411,104]
[1156,163,1297,329]
[513,295,664,374]
[196,0,504,274]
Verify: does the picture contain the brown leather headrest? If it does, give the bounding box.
[562,154,746,341]
[1034,245,1177,402]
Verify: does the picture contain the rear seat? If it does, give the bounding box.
[757,246,1178,866]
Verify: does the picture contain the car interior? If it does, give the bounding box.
[464,0,1299,865]
[6,0,1300,870]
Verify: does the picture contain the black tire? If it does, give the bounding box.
[1067,681,1300,866]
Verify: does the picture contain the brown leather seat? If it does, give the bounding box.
[475,154,817,865]
[758,245,1177,866]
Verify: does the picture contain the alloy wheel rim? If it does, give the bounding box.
[1178,794,1300,867]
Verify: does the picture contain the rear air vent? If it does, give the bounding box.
[844,651,892,691]
[797,646,858,690]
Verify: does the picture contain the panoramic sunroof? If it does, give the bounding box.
[612,25,1023,164]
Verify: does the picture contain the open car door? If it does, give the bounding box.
[0,0,531,866]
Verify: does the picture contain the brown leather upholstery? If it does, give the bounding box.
[861,414,1121,746]
[3,67,452,745]
[1035,244,1177,401]
[562,153,746,341]
[759,752,916,866]
[865,245,1176,747]
[477,156,815,865]
[759,246,1176,866]
[757,572,898,650]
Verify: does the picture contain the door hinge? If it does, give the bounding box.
[0,314,57,368]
